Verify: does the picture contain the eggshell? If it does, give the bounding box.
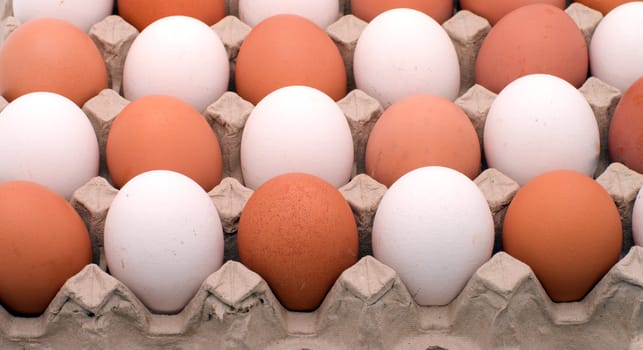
[475,4,588,94]
[353,8,460,108]
[631,187,643,246]
[122,16,229,112]
[240,86,353,189]
[104,170,224,314]
[0,181,91,315]
[483,74,599,185]
[0,92,99,199]
[503,170,622,302]
[372,166,494,306]
[0,18,108,106]
[106,95,223,191]
[350,0,454,23]
[460,0,565,25]
[235,14,346,105]
[365,94,480,187]
[239,0,340,28]
[237,173,358,311]
[13,0,114,32]
[608,77,643,173]
[589,2,643,92]
[117,0,225,31]
[574,0,635,14]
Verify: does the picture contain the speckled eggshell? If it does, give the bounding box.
[0,181,91,315]
[365,94,480,187]
[607,77,643,173]
[235,14,346,105]
[106,95,223,191]
[503,170,622,302]
[372,166,494,306]
[475,4,588,94]
[237,173,358,311]
[0,18,108,106]
[460,0,565,25]
[589,2,643,92]
[350,0,454,23]
[118,0,226,31]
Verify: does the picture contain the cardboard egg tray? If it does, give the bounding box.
[1,1,642,348]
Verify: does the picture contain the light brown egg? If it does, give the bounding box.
[0,18,107,106]
[237,173,358,311]
[235,14,347,105]
[351,0,454,23]
[106,95,223,191]
[0,181,91,315]
[117,0,226,31]
[365,94,480,187]
[460,0,565,25]
[503,170,622,302]
[475,4,588,94]
[574,0,634,14]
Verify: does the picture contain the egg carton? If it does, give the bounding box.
[0,1,642,349]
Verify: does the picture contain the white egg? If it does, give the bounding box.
[122,16,229,113]
[483,74,599,185]
[104,170,224,314]
[372,166,494,306]
[631,187,643,247]
[0,92,98,199]
[13,0,113,32]
[353,8,460,108]
[240,85,353,189]
[239,0,340,28]
[589,2,643,92]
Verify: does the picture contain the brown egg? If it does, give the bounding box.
[608,76,643,173]
[235,14,347,105]
[365,94,480,187]
[351,0,454,23]
[475,4,588,94]
[106,95,223,191]
[117,0,226,31]
[0,18,108,106]
[574,0,634,14]
[237,173,358,311]
[0,181,91,315]
[503,170,622,302]
[460,0,565,25]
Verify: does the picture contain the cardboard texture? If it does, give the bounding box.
[2,2,642,348]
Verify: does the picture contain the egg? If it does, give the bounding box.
[372,166,494,306]
[483,74,599,185]
[608,77,643,174]
[12,0,114,32]
[631,187,643,246]
[239,0,340,28]
[350,0,454,23]
[0,92,99,199]
[475,4,588,94]
[117,0,226,32]
[238,173,358,311]
[240,86,354,189]
[365,94,480,187]
[353,8,460,108]
[574,0,635,14]
[503,170,622,302]
[460,0,565,25]
[106,95,223,191]
[0,18,108,106]
[589,2,643,92]
[0,181,91,315]
[122,16,229,112]
[104,170,224,314]
[235,14,346,105]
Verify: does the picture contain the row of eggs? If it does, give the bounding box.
[0,163,635,316]
[2,2,643,111]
